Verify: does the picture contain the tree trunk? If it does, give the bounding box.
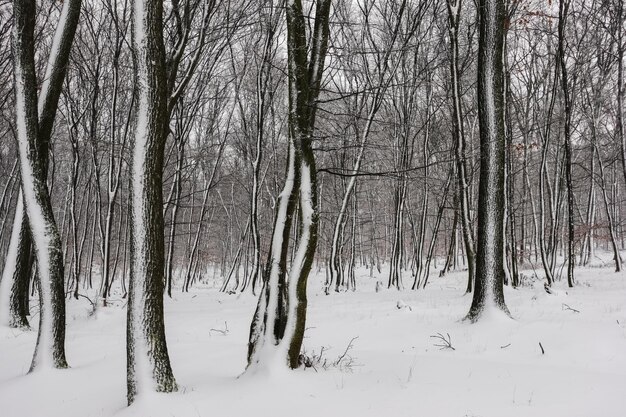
[465,0,510,321]
[447,0,476,294]
[247,0,330,371]
[558,0,575,288]
[127,0,177,403]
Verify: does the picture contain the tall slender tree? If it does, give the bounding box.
[447,0,476,294]
[558,0,575,288]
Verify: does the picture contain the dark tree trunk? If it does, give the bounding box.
[248,0,330,370]
[466,0,510,321]
[127,0,177,404]
[1,196,32,328]
[558,0,575,288]
[13,0,70,370]
[447,0,476,294]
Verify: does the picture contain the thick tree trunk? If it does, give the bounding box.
[465,0,510,321]
[127,0,177,403]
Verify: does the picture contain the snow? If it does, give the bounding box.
[1,263,625,416]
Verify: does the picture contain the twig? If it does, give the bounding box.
[430,332,455,350]
[539,342,545,355]
[500,343,511,349]
[335,336,359,365]
[210,321,229,335]
[561,303,580,313]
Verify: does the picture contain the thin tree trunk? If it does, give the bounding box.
[447,0,476,294]
[558,0,575,288]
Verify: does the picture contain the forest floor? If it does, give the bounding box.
[1,261,625,417]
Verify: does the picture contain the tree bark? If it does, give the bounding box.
[465,0,510,321]
[127,0,177,403]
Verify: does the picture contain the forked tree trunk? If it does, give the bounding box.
[13,0,71,370]
[1,0,81,332]
[247,0,331,370]
[8,0,81,369]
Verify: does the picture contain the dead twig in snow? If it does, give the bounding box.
[210,321,229,335]
[430,332,455,350]
[561,303,580,313]
[539,342,545,354]
[335,336,359,366]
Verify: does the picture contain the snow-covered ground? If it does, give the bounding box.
[1,264,625,417]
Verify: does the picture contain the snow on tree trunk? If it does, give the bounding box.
[465,0,510,322]
[247,0,330,372]
[1,0,81,331]
[247,141,296,369]
[0,194,31,329]
[13,0,69,370]
[126,0,177,404]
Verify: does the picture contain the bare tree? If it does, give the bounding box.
[248,0,332,370]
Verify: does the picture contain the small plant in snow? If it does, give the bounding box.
[300,336,360,372]
[430,332,455,350]
[396,300,412,311]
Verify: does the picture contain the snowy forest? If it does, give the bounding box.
[0,0,625,415]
